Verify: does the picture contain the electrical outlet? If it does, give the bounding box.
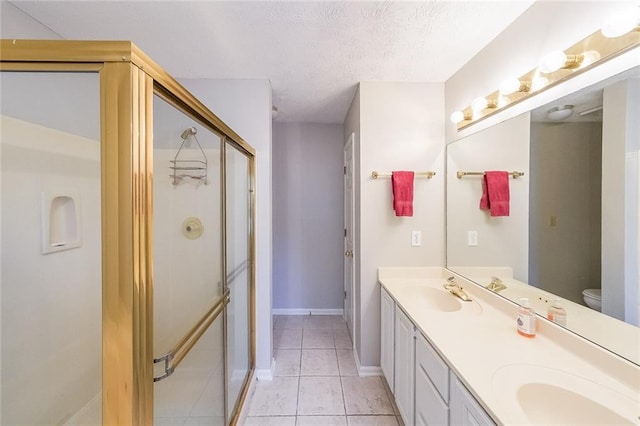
[411,230,422,247]
[467,230,478,246]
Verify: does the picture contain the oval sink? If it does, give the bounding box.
[517,382,631,425]
[492,364,638,425]
[417,287,462,312]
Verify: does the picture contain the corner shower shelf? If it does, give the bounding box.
[170,127,209,185]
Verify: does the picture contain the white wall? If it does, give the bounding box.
[272,122,344,310]
[447,113,530,281]
[1,116,102,425]
[602,79,640,323]
[626,79,640,326]
[530,121,602,304]
[178,79,274,374]
[352,82,445,367]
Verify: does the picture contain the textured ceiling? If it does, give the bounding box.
[11,1,534,123]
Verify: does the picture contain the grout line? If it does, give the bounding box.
[295,375,300,418]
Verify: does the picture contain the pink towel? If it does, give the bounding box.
[392,171,414,217]
[479,171,510,217]
[480,176,490,210]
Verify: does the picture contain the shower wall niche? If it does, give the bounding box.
[1,40,256,425]
[41,192,82,254]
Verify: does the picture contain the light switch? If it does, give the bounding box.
[411,230,422,247]
[467,231,478,246]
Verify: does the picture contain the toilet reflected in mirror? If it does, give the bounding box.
[582,288,602,312]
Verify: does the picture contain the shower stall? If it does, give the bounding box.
[0,40,255,425]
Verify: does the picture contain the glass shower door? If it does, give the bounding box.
[152,94,225,425]
[225,143,252,419]
[0,71,102,425]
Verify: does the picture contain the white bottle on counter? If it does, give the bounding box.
[516,298,537,338]
[547,299,567,327]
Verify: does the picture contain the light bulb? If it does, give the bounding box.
[499,78,521,95]
[601,7,640,38]
[539,51,568,74]
[531,76,549,91]
[471,97,488,111]
[450,111,465,124]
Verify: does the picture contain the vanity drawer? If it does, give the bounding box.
[416,332,449,401]
[416,353,448,426]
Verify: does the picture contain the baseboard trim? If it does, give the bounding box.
[272,308,344,316]
[254,358,276,381]
[353,347,383,377]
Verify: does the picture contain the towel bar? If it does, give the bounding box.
[371,171,436,179]
[456,171,524,179]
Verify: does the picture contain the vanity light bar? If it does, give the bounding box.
[450,16,640,130]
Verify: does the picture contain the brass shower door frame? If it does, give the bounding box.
[0,39,257,425]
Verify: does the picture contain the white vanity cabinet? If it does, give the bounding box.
[394,305,416,425]
[415,333,449,425]
[380,287,395,391]
[450,374,495,426]
[380,284,494,425]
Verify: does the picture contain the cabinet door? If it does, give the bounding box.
[450,374,495,426]
[394,306,415,426]
[380,287,395,391]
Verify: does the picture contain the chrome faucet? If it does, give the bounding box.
[443,276,472,302]
[487,276,507,293]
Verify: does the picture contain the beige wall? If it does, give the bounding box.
[447,113,530,281]
[347,82,445,368]
[272,122,345,310]
[529,121,602,304]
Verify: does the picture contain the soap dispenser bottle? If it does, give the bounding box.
[516,298,537,338]
[547,299,567,327]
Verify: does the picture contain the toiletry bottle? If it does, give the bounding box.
[516,298,537,338]
[547,299,567,327]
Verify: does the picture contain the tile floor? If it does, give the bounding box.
[243,315,403,426]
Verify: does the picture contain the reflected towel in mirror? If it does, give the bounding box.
[480,171,510,217]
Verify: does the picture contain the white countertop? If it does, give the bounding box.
[378,267,640,425]
[448,266,640,365]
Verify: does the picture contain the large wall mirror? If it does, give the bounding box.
[446,64,639,366]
